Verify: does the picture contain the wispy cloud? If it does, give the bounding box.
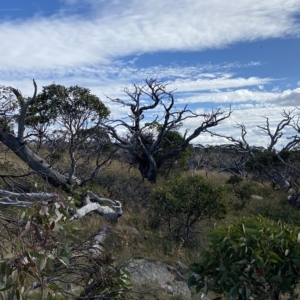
[1,0,299,147]
[169,76,275,93]
[176,89,278,104]
[0,0,299,72]
[0,62,266,96]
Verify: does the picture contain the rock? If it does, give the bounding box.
[250,195,263,200]
[127,258,191,299]
[122,226,140,235]
[287,192,300,208]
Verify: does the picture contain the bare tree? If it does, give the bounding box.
[206,124,254,178]
[208,111,300,191]
[258,109,297,151]
[0,80,122,221]
[102,79,232,183]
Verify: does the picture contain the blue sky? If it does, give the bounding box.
[1,0,300,147]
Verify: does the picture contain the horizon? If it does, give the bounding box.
[1,0,300,149]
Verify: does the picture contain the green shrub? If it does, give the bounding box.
[226,175,243,187]
[148,174,226,244]
[0,190,132,299]
[254,201,300,227]
[226,176,255,209]
[234,183,255,209]
[188,215,300,300]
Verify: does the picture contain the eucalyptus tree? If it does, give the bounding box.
[0,80,121,219]
[208,109,300,190]
[102,78,232,183]
[0,81,127,298]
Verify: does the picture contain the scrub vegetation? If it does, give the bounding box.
[1,80,300,299]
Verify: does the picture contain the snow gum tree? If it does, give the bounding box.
[102,78,232,183]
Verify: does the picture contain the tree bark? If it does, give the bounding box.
[0,131,72,188]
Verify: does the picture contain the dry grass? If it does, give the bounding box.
[2,148,300,299]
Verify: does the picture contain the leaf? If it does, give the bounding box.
[228,284,240,299]
[238,259,248,264]
[40,258,47,271]
[48,284,62,291]
[15,242,22,252]
[16,289,22,300]
[196,282,205,294]
[0,284,14,292]
[46,295,52,300]
[267,251,282,261]
[30,251,44,259]
[188,275,198,287]
[269,274,280,283]
[48,258,54,271]
[59,257,70,267]
[0,277,15,291]
[4,253,15,259]
[8,289,15,300]
[291,259,300,268]
[259,276,266,284]
[242,286,251,299]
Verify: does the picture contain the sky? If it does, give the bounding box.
[0,0,300,148]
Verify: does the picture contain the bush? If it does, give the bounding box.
[148,174,226,244]
[234,183,255,209]
[226,176,255,209]
[0,192,132,299]
[188,215,300,300]
[254,201,300,227]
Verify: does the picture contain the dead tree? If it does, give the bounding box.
[209,110,300,191]
[207,124,254,178]
[102,79,232,183]
[0,81,121,220]
[0,82,131,299]
[258,109,297,151]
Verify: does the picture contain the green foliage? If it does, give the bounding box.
[25,84,110,127]
[189,215,300,299]
[0,187,132,299]
[155,125,192,176]
[226,176,255,209]
[0,199,72,299]
[234,183,255,209]
[133,121,192,179]
[245,151,287,173]
[23,84,112,180]
[226,175,243,187]
[148,174,226,244]
[254,201,300,227]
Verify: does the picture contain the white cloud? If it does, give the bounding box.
[169,76,274,92]
[268,88,300,106]
[0,0,299,72]
[180,106,298,147]
[0,62,267,98]
[176,89,278,104]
